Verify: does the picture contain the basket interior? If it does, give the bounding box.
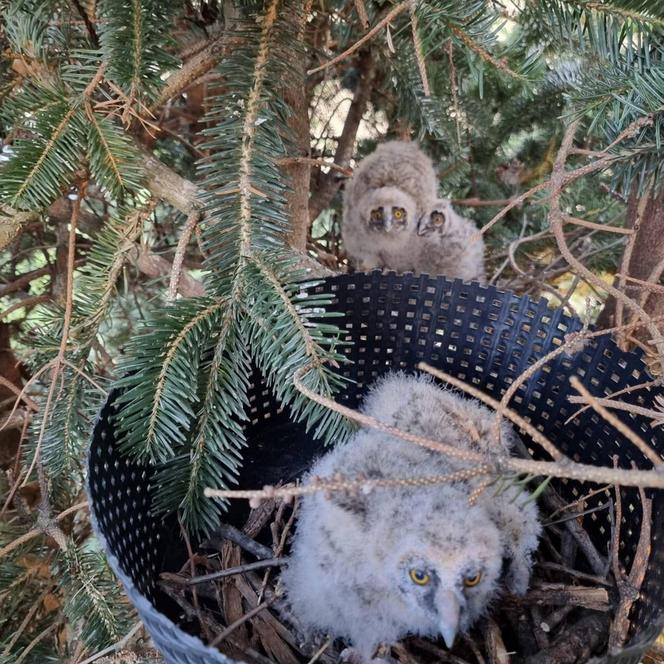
[88,272,664,659]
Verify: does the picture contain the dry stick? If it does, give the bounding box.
[410,7,430,96]
[307,1,413,75]
[563,214,633,235]
[210,598,274,647]
[615,191,649,348]
[609,479,653,650]
[162,559,286,586]
[0,376,37,411]
[208,523,274,560]
[14,621,59,664]
[76,621,143,664]
[205,468,491,505]
[417,364,664,490]
[277,157,352,176]
[0,500,88,560]
[23,180,86,491]
[618,273,664,296]
[259,500,298,603]
[446,40,462,146]
[569,376,662,467]
[537,562,612,587]
[167,209,201,301]
[307,639,332,664]
[2,585,54,655]
[548,122,664,365]
[568,394,664,426]
[354,0,369,29]
[474,154,618,240]
[179,514,209,642]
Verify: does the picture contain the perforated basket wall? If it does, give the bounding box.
[88,272,664,664]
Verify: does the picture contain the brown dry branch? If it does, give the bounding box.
[167,210,202,301]
[568,393,664,426]
[410,8,430,96]
[513,584,609,611]
[307,1,413,75]
[548,122,664,366]
[354,0,369,29]
[308,49,376,222]
[448,24,523,79]
[609,479,653,651]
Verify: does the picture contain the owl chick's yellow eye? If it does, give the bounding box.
[409,568,430,586]
[463,572,482,587]
[433,212,445,226]
[393,208,404,220]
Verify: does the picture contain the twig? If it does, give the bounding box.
[210,599,274,647]
[14,621,59,664]
[307,638,332,664]
[2,585,54,656]
[410,7,430,96]
[568,394,664,426]
[449,23,523,79]
[161,559,286,586]
[277,157,352,176]
[514,583,609,611]
[308,1,412,75]
[206,523,274,560]
[353,0,369,29]
[547,122,664,364]
[609,479,653,650]
[205,468,491,505]
[0,500,88,560]
[167,210,201,301]
[76,621,143,664]
[569,375,662,467]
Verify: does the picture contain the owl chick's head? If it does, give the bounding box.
[417,199,449,236]
[386,503,504,649]
[360,187,415,233]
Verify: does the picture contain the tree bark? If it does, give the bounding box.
[597,181,664,355]
[283,6,312,252]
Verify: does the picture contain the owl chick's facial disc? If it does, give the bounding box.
[418,204,447,236]
[362,186,415,233]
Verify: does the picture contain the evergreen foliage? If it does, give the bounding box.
[1,0,664,660]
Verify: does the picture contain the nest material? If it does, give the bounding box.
[158,471,650,664]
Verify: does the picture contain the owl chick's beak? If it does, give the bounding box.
[416,221,429,236]
[437,590,461,649]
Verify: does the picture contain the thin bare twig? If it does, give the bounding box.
[308,1,412,75]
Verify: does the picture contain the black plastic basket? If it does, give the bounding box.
[87,272,664,664]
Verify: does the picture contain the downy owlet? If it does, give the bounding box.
[342,141,438,272]
[282,372,541,662]
[413,198,486,282]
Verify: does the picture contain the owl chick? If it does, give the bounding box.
[281,372,541,662]
[413,198,486,282]
[342,141,438,272]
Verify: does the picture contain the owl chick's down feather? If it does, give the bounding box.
[281,373,541,661]
[342,142,438,272]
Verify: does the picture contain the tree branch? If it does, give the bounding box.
[308,50,375,222]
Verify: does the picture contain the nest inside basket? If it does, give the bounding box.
[158,478,649,664]
[157,364,656,664]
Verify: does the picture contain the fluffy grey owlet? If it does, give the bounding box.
[342,141,438,272]
[281,372,541,662]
